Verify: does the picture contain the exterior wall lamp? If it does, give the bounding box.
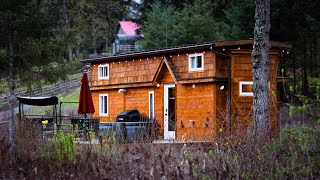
[118,89,127,93]
[156,83,161,88]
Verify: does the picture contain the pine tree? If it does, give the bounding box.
[0,0,66,154]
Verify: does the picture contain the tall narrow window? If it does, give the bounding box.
[98,64,109,80]
[189,53,204,71]
[149,91,154,119]
[99,94,108,116]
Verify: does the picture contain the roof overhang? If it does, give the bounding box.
[82,39,292,63]
[215,39,292,49]
[82,43,213,63]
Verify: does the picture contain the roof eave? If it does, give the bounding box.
[81,43,213,63]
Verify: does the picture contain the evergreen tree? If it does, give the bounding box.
[140,1,177,49]
[0,0,66,153]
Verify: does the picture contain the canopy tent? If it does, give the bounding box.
[17,96,58,131]
[17,96,58,106]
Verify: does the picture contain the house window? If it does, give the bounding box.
[239,81,253,96]
[98,64,109,80]
[149,91,154,119]
[189,53,204,71]
[99,94,108,116]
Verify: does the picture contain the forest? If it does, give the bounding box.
[0,0,319,178]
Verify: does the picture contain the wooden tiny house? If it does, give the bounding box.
[82,39,291,140]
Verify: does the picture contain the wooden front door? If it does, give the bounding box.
[164,84,176,140]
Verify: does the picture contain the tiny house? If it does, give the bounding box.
[82,39,291,140]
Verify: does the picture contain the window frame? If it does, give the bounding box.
[98,64,109,80]
[188,53,204,71]
[149,91,155,120]
[239,81,254,96]
[99,94,109,116]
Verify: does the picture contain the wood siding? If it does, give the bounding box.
[230,50,279,134]
[90,56,162,87]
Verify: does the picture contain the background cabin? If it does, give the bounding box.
[83,39,291,141]
[112,21,143,54]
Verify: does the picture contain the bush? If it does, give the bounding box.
[0,118,319,178]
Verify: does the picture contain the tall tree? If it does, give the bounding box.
[0,0,66,153]
[85,0,124,54]
[251,0,271,134]
[140,1,177,49]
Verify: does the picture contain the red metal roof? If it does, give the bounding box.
[119,21,141,35]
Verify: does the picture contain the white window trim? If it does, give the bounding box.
[189,53,204,71]
[239,81,253,96]
[149,91,155,119]
[99,94,109,116]
[98,64,109,80]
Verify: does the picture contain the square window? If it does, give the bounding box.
[99,94,108,116]
[189,53,204,71]
[98,64,109,80]
[239,81,253,96]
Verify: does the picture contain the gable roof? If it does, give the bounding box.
[119,21,141,35]
[152,56,180,84]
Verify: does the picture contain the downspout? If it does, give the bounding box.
[212,49,232,136]
[227,56,231,135]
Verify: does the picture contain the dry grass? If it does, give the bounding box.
[0,115,319,179]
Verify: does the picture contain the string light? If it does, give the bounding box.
[154,57,156,59]
[238,46,240,50]
[178,54,180,56]
[125,60,127,63]
[282,50,285,53]
[133,60,135,61]
[139,59,141,61]
[223,48,225,51]
[112,62,114,64]
[118,61,120,63]
[147,58,149,60]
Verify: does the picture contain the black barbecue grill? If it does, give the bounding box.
[116,110,140,122]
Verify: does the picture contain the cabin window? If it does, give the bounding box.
[189,53,204,71]
[98,64,109,80]
[149,91,154,119]
[99,94,108,116]
[239,81,253,96]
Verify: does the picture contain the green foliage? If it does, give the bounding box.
[52,133,76,162]
[140,1,177,49]
[140,0,232,50]
[271,124,320,177]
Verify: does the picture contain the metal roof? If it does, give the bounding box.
[82,39,292,63]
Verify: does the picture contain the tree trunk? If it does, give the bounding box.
[251,0,270,134]
[76,45,80,59]
[68,45,73,62]
[93,33,97,54]
[302,35,308,95]
[8,35,15,155]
